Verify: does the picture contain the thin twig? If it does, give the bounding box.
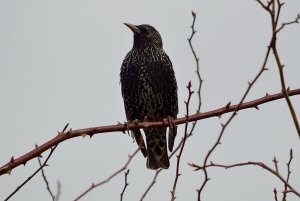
[271,1,300,138]
[259,0,300,139]
[139,169,162,201]
[282,149,293,201]
[273,156,279,173]
[4,146,58,201]
[197,22,272,201]
[196,1,300,199]
[188,10,203,113]
[73,148,138,201]
[4,124,69,201]
[55,181,61,201]
[190,160,300,198]
[171,82,193,200]
[276,14,300,33]
[37,144,56,200]
[274,188,279,201]
[120,170,130,201]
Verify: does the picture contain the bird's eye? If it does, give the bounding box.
[140,27,149,34]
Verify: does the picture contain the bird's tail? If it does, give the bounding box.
[145,128,169,169]
[132,129,147,157]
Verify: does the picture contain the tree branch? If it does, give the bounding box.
[73,148,138,201]
[120,170,130,201]
[282,149,294,201]
[190,158,300,198]
[3,124,69,201]
[1,89,300,176]
[37,145,56,201]
[4,145,58,201]
[197,21,274,199]
[170,82,193,200]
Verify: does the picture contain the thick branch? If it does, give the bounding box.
[1,89,300,176]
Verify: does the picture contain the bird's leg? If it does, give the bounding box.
[167,116,177,135]
[163,116,176,131]
[165,116,177,151]
[143,115,150,127]
[130,119,147,157]
[126,119,139,140]
[124,121,131,136]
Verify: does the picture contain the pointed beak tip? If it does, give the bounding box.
[124,23,140,34]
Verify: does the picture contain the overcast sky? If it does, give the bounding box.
[1,0,300,201]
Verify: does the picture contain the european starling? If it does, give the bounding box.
[120,23,178,169]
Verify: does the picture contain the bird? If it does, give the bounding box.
[120,23,178,169]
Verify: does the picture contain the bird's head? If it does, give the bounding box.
[124,23,163,49]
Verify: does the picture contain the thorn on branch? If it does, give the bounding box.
[225,101,231,109]
[10,156,14,163]
[62,123,70,133]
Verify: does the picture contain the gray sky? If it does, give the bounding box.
[1,0,300,200]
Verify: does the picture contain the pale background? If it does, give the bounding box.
[1,0,300,200]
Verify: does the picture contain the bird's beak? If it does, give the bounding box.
[124,23,141,34]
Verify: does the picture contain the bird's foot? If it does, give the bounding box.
[163,116,176,131]
[167,116,177,134]
[126,119,140,140]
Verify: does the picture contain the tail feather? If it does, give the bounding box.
[168,125,177,152]
[132,129,147,157]
[145,128,169,169]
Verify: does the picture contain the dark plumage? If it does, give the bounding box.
[120,23,178,169]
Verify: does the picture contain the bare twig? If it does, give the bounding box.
[1,89,299,177]
[55,181,61,201]
[258,0,300,140]
[188,10,203,113]
[4,124,69,201]
[274,188,279,201]
[37,144,56,201]
[273,156,279,173]
[120,170,130,201]
[272,0,300,138]
[197,22,272,201]
[4,146,58,201]
[196,1,300,199]
[171,82,193,200]
[190,160,300,198]
[276,14,300,34]
[73,148,138,201]
[282,149,294,201]
[139,169,162,201]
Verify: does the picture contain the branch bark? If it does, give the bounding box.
[1,89,300,176]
